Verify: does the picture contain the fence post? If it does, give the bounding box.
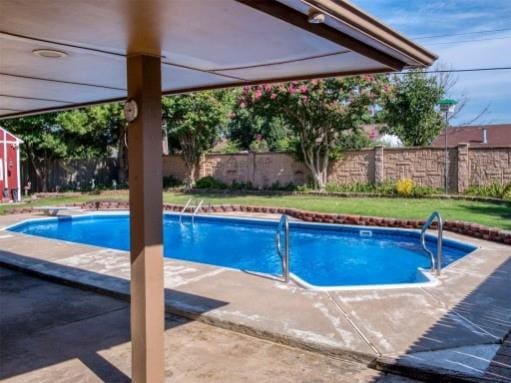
[457,143,470,193]
[374,146,384,184]
[248,151,256,185]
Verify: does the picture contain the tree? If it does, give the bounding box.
[3,114,64,191]
[229,96,291,151]
[162,91,232,188]
[2,108,110,191]
[237,76,386,190]
[381,70,445,146]
[87,104,128,186]
[3,106,120,191]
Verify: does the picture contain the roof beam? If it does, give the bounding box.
[0,94,72,104]
[235,0,405,70]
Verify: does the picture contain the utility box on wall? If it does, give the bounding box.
[0,127,22,202]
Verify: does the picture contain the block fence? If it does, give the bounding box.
[21,145,510,193]
[164,144,511,193]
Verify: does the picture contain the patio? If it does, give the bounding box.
[1,212,510,381]
[0,0,441,380]
[1,267,398,383]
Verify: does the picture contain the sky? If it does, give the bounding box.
[351,0,511,125]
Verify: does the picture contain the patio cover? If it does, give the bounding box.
[0,0,436,118]
[0,1,436,382]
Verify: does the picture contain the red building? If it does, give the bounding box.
[0,127,22,202]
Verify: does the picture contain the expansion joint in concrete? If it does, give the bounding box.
[326,291,381,357]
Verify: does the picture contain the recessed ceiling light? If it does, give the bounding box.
[32,49,68,58]
[308,8,325,24]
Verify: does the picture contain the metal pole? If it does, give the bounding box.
[444,112,448,194]
[284,217,289,282]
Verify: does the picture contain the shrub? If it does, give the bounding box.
[325,181,395,194]
[214,140,242,154]
[410,184,439,197]
[325,182,374,193]
[230,181,254,190]
[395,178,415,197]
[249,137,269,152]
[269,181,296,191]
[195,176,227,189]
[465,182,511,201]
[163,175,182,188]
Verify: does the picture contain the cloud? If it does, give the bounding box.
[352,0,511,124]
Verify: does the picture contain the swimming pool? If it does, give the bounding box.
[8,213,476,289]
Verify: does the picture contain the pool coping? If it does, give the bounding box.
[4,210,480,292]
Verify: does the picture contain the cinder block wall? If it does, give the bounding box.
[163,144,511,193]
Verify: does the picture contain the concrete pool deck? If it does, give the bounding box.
[1,212,510,381]
[2,267,416,382]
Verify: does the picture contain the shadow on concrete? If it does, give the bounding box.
[0,253,228,382]
[373,257,511,382]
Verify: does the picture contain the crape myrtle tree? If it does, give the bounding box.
[236,76,387,190]
[162,91,232,188]
[381,70,445,146]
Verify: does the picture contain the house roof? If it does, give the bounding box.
[431,124,511,147]
[0,126,23,143]
[0,0,436,119]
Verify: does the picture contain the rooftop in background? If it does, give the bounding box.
[431,124,511,147]
[0,0,436,119]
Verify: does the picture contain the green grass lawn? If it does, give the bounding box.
[4,191,510,230]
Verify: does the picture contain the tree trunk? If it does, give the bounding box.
[300,140,328,191]
[41,171,49,193]
[184,163,196,190]
[29,157,46,192]
[179,134,199,190]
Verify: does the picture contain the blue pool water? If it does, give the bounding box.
[9,214,476,287]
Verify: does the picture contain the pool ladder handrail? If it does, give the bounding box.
[179,198,193,224]
[420,211,443,275]
[275,214,290,282]
[191,199,204,225]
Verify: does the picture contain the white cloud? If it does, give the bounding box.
[352,0,511,124]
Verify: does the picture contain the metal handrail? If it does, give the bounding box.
[192,199,204,224]
[179,198,193,224]
[420,211,443,275]
[275,214,290,282]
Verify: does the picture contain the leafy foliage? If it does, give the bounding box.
[162,91,233,188]
[324,181,396,194]
[395,178,415,197]
[229,101,291,152]
[2,107,119,191]
[236,76,386,190]
[194,176,228,189]
[465,183,511,201]
[321,180,439,197]
[381,71,445,146]
[249,135,270,152]
[163,175,183,188]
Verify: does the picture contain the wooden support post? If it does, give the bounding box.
[127,54,164,383]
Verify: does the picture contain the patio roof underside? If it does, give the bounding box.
[0,0,436,118]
